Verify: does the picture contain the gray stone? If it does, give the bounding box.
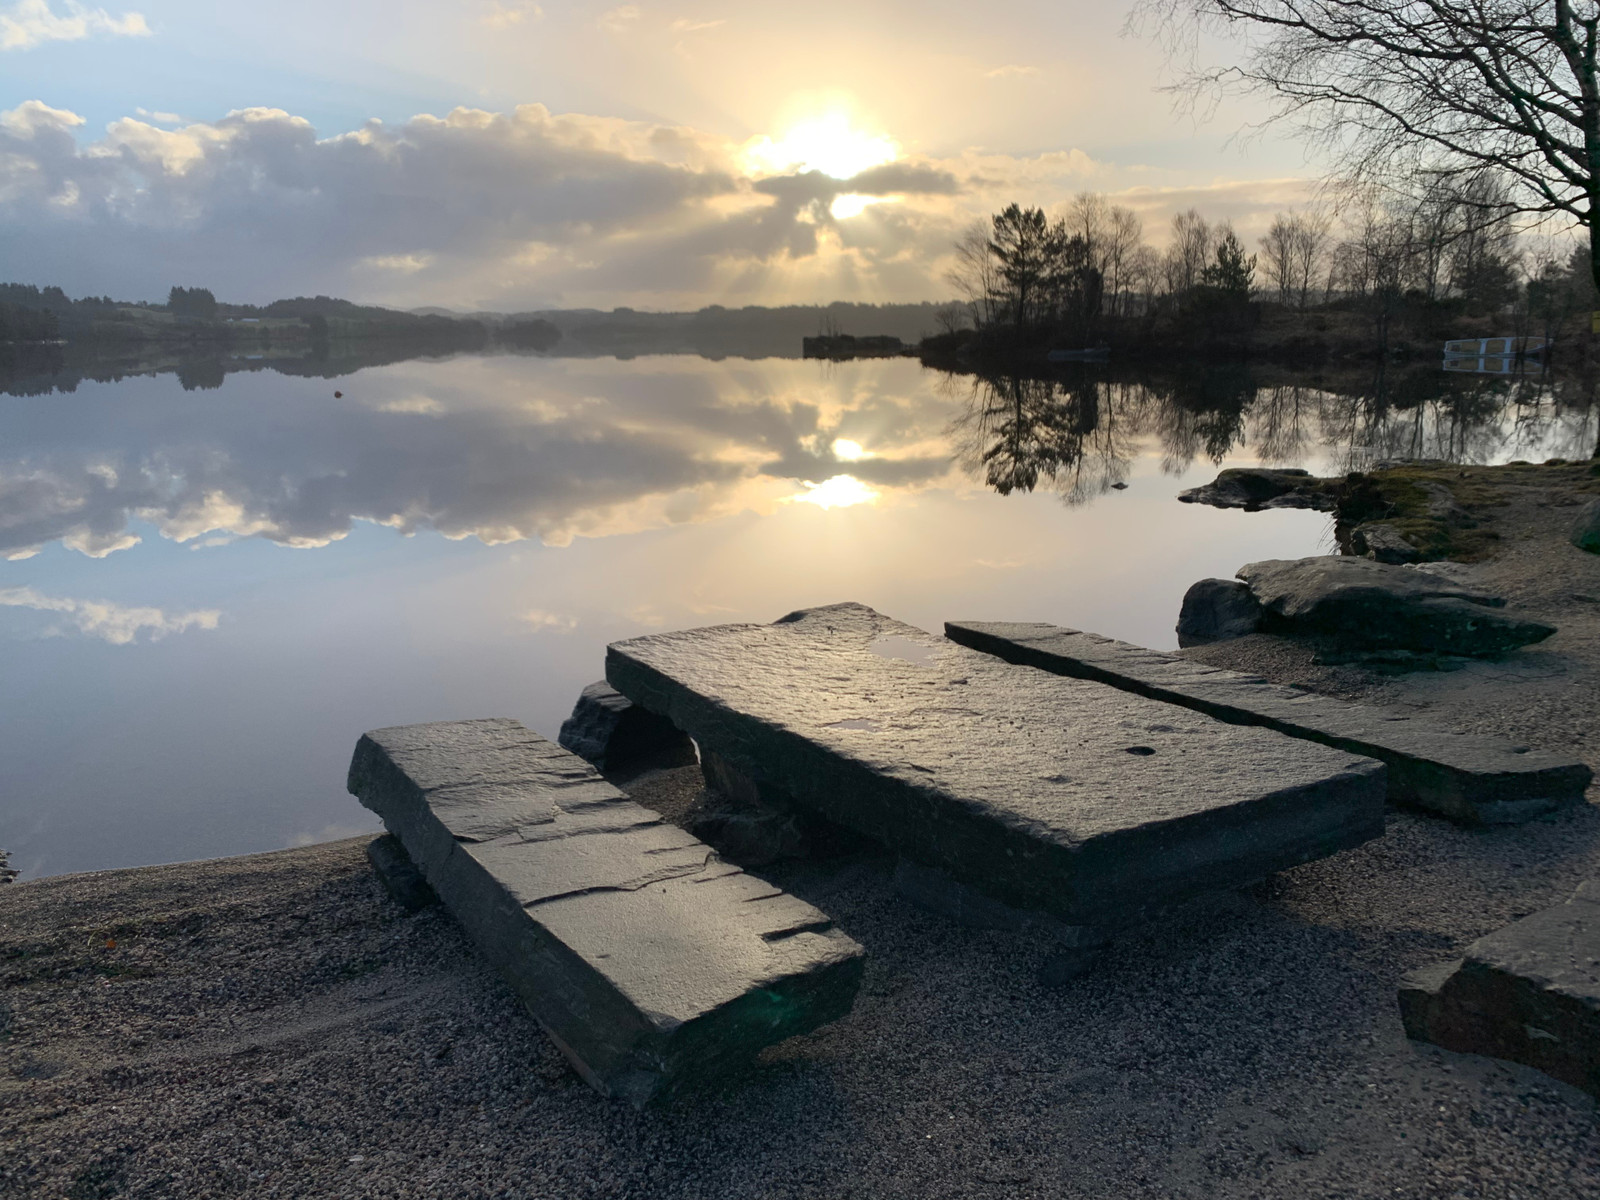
[605,603,1386,932]
[688,750,811,866]
[1400,880,1600,1099]
[347,718,864,1107]
[0,849,15,885]
[1176,578,1263,646]
[1350,523,1422,564]
[365,834,437,912]
[943,620,1590,825]
[1572,498,1600,555]
[557,680,698,774]
[1237,556,1555,658]
[1176,467,1329,511]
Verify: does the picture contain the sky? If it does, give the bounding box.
[0,0,1326,310]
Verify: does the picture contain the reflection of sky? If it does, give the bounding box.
[1,354,1587,879]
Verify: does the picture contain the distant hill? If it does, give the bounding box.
[0,282,957,360]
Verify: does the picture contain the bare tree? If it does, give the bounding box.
[1288,209,1332,308]
[1259,213,1299,305]
[1164,209,1213,295]
[1063,192,1149,314]
[946,222,999,328]
[1137,0,1600,289]
[1260,210,1331,309]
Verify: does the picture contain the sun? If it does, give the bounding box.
[786,475,879,510]
[744,110,898,181]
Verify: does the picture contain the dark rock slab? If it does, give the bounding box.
[1573,498,1600,554]
[1400,880,1600,1098]
[1176,578,1263,647]
[605,603,1385,931]
[365,834,437,912]
[1177,467,1331,511]
[557,680,698,773]
[943,620,1590,825]
[347,718,864,1107]
[1238,557,1555,658]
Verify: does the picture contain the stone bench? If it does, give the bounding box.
[604,603,1386,941]
[1400,880,1600,1099]
[346,718,864,1107]
[943,620,1591,826]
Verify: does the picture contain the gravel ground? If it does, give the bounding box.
[4,476,1600,1199]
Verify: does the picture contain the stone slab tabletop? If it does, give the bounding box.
[1400,879,1600,1099]
[347,718,864,1108]
[944,620,1591,826]
[605,602,1386,930]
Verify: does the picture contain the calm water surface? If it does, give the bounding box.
[2,353,1593,877]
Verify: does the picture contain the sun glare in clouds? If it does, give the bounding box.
[787,475,879,509]
[745,110,898,180]
[831,438,869,461]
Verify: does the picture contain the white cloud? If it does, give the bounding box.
[670,17,723,32]
[0,0,149,50]
[599,4,639,33]
[482,0,540,27]
[985,64,1039,79]
[521,608,578,632]
[0,586,220,644]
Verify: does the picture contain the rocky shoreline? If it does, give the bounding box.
[4,463,1600,1198]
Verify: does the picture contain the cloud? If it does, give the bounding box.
[0,97,1317,310]
[0,586,220,644]
[670,17,722,32]
[521,608,578,632]
[0,0,148,50]
[985,64,1039,79]
[482,0,540,27]
[0,357,963,557]
[599,4,639,33]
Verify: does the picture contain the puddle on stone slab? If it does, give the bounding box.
[868,635,943,667]
[826,718,882,731]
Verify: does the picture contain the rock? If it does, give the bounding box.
[1176,578,1262,646]
[944,621,1592,825]
[1572,498,1600,554]
[1400,879,1600,1099]
[347,718,864,1107]
[1350,523,1421,564]
[1177,467,1329,511]
[1417,481,1476,527]
[606,602,1385,932]
[687,750,811,866]
[557,680,698,774]
[365,834,437,912]
[0,849,15,885]
[1236,556,1555,658]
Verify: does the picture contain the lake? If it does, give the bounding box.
[2,350,1593,878]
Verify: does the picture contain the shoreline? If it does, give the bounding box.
[5,468,1600,1197]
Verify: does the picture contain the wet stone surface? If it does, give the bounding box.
[346,717,864,1107]
[605,602,1386,931]
[944,620,1591,826]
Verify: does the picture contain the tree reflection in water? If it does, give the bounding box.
[949,361,1598,502]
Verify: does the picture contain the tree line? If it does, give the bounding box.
[944,173,1591,350]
